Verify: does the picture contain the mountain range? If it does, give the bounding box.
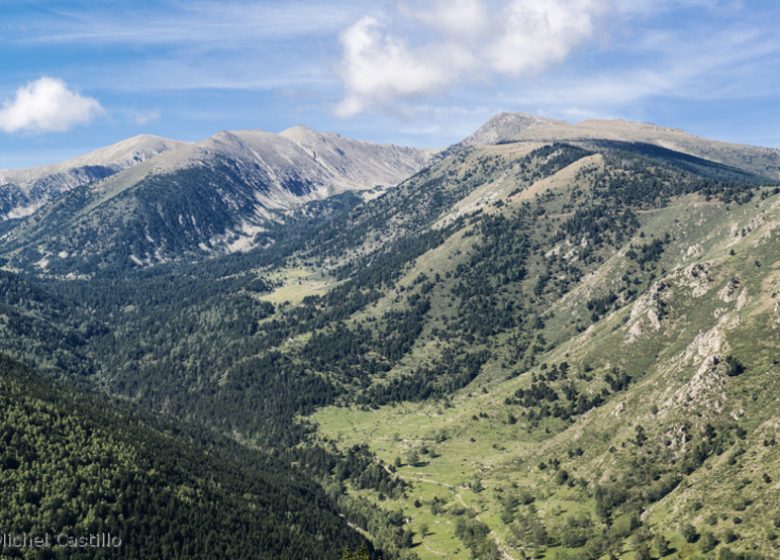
[0,127,429,271]
[1,114,779,560]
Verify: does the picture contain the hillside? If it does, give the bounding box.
[0,269,98,378]
[300,140,780,559]
[0,135,185,220]
[0,128,429,273]
[1,116,779,559]
[460,112,780,180]
[0,355,368,559]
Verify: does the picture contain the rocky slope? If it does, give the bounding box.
[0,127,430,272]
[0,134,185,219]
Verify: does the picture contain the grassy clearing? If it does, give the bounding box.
[260,266,338,304]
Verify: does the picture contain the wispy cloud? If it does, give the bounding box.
[498,24,780,117]
[12,1,365,47]
[126,109,161,126]
[4,1,362,95]
[90,58,331,93]
[0,77,103,134]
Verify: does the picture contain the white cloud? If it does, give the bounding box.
[336,16,473,116]
[487,0,605,74]
[0,77,103,134]
[337,0,609,116]
[398,0,490,38]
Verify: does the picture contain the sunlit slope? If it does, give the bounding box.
[461,112,780,180]
[4,134,776,559]
[0,128,429,273]
[311,144,780,559]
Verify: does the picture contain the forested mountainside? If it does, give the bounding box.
[0,355,368,560]
[1,115,779,559]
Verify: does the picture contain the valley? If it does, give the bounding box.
[1,115,779,559]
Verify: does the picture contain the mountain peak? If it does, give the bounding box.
[463,112,716,148]
[461,112,566,146]
[65,134,185,168]
[0,134,185,190]
[280,125,343,145]
[280,124,318,135]
[485,111,563,127]
[116,133,175,145]
[459,112,780,179]
[208,129,277,144]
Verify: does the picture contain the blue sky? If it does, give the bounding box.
[1,0,779,168]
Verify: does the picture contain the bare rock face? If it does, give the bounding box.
[0,128,431,223]
[279,125,430,191]
[626,281,670,342]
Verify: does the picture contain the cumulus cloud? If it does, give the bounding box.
[336,16,473,116]
[398,0,490,38]
[488,0,602,74]
[0,77,104,133]
[336,0,609,116]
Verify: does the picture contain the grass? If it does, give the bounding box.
[259,266,338,304]
[311,187,780,558]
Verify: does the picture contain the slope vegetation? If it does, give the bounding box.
[0,355,367,560]
[1,118,779,559]
[0,128,429,272]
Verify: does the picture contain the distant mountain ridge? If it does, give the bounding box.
[2,114,778,274]
[0,135,185,219]
[0,126,430,271]
[0,134,184,188]
[461,112,780,179]
[0,128,428,220]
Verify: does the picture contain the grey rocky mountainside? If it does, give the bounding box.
[0,134,185,219]
[0,126,431,271]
